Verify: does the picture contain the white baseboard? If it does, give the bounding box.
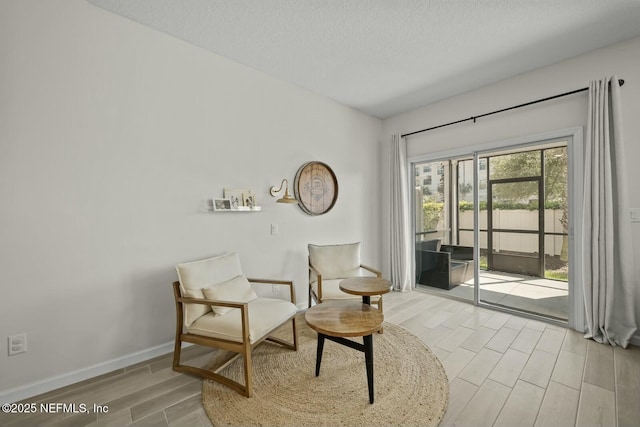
[0,341,175,404]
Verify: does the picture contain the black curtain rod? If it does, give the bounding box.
[401,79,625,138]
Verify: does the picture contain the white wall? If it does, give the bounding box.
[381,36,640,335]
[0,0,381,396]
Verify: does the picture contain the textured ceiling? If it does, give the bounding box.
[87,0,640,118]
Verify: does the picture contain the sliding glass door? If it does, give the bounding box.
[414,157,475,303]
[413,139,571,323]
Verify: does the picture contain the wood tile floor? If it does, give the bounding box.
[2,289,639,427]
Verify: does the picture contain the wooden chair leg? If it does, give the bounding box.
[175,356,251,397]
[243,342,253,397]
[172,337,183,370]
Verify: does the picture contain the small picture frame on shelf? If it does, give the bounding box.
[224,188,249,209]
[213,198,232,211]
[243,192,256,208]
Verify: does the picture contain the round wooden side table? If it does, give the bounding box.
[305,301,384,403]
[339,277,392,305]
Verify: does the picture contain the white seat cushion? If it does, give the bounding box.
[187,298,298,344]
[176,252,244,327]
[311,278,381,302]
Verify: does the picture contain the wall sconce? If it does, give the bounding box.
[270,179,298,204]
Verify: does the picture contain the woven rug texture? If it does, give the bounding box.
[201,314,449,427]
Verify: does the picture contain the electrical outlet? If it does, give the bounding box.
[270,224,279,235]
[8,333,27,356]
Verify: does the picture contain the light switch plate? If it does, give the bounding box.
[631,208,640,223]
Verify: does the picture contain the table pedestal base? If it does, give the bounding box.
[315,333,375,404]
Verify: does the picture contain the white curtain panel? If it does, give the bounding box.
[389,134,412,292]
[582,76,638,347]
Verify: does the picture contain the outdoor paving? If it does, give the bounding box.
[422,271,569,321]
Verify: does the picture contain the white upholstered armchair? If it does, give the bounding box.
[308,242,383,311]
[172,252,298,397]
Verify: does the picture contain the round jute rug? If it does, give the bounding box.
[201,314,449,427]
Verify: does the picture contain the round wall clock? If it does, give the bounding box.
[293,161,338,215]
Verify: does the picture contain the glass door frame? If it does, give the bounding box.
[408,127,585,331]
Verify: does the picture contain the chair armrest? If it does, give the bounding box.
[247,278,293,286]
[176,296,250,342]
[308,264,323,301]
[177,296,248,310]
[247,278,296,305]
[360,264,382,277]
[416,250,450,272]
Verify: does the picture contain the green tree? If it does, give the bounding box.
[488,148,569,262]
[422,201,444,232]
[489,149,567,203]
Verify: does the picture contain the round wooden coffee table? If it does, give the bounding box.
[339,277,392,305]
[305,301,384,403]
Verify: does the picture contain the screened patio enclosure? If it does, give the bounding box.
[414,143,569,321]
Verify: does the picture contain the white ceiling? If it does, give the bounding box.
[87,0,640,119]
